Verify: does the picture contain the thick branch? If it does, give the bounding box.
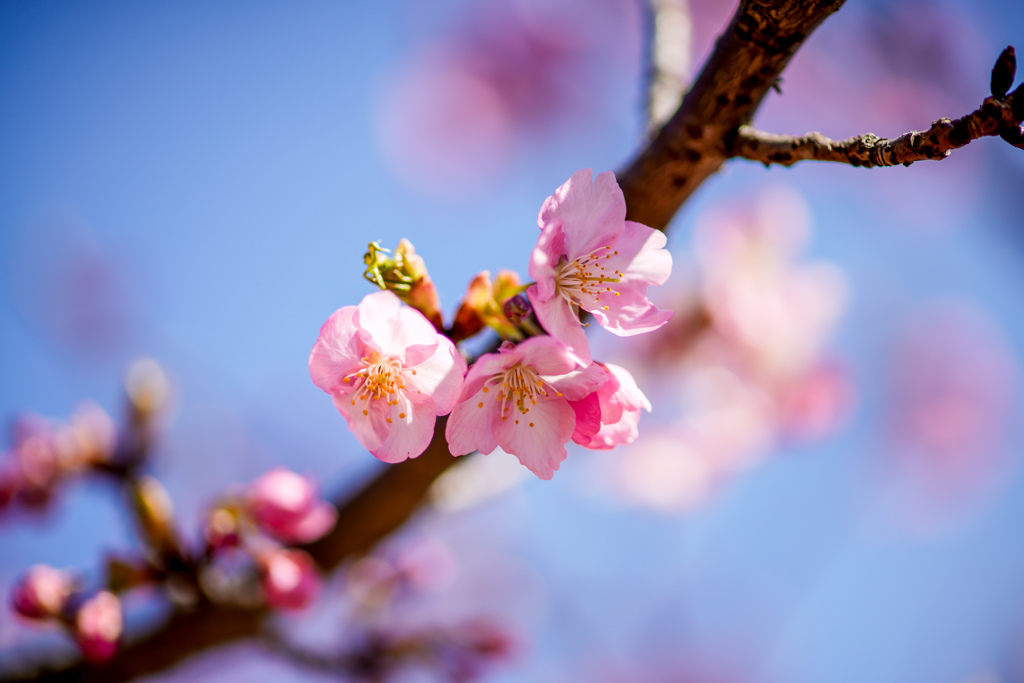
[620,0,846,231]
[730,92,1024,168]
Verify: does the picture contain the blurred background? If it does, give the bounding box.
[2,0,1024,681]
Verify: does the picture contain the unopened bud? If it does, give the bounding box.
[363,239,443,329]
[11,565,72,619]
[502,293,532,326]
[450,270,526,342]
[125,358,170,418]
[260,549,321,610]
[205,506,242,551]
[74,591,123,663]
[130,476,180,557]
[991,46,1016,100]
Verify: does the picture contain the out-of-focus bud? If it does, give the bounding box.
[129,476,180,558]
[55,403,117,469]
[10,565,73,619]
[74,591,123,663]
[204,505,242,551]
[363,239,443,330]
[260,548,320,610]
[451,270,525,342]
[124,357,170,420]
[247,468,337,545]
[502,293,532,326]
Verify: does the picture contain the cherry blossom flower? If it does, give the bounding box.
[446,336,607,479]
[260,548,321,611]
[309,291,466,463]
[246,467,337,544]
[10,565,72,620]
[74,591,123,663]
[527,169,672,364]
[570,362,651,450]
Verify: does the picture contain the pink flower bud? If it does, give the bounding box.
[10,565,72,619]
[260,548,320,610]
[74,591,123,663]
[247,468,337,544]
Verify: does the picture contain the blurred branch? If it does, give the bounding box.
[645,0,694,133]
[730,79,1024,168]
[7,0,858,680]
[620,0,846,231]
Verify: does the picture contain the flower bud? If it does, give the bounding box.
[10,565,72,619]
[74,591,123,663]
[451,270,525,342]
[991,46,1016,100]
[204,505,242,551]
[247,468,337,544]
[260,548,320,610]
[124,357,170,419]
[363,239,443,330]
[502,293,532,326]
[130,476,181,558]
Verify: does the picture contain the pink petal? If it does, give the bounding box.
[570,392,602,443]
[576,408,642,450]
[526,290,592,366]
[309,306,368,394]
[589,283,673,336]
[538,169,625,261]
[614,220,672,287]
[332,393,386,455]
[373,390,438,464]
[446,385,500,456]
[458,352,518,402]
[527,222,564,301]
[515,335,585,377]
[357,291,438,361]
[545,362,609,401]
[407,336,467,415]
[284,502,338,544]
[493,396,575,480]
[603,363,652,413]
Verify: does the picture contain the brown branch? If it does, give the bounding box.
[7,0,857,680]
[730,90,1024,168]
[619,0,847,231]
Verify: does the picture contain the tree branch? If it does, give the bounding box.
[730,87,1024,168]
[619,0,847,231]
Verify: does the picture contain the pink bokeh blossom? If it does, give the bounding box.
[246,468,337,545]
[74,591,123,663]
[310,291,466,463]
[10,565,72,620]
[570,362,651,450]
[446,336,607,479]
[527,169,673,365]
[260,548,321,611]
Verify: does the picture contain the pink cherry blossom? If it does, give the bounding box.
[10,565,72,619]
[570,362,651,450]
[527,169,672,364]
[310,290,467,463]
[74,591,123,663]
[260,548,321,610]
[246,467,337,544]
[445,336,607,479]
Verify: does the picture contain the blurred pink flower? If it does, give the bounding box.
[10,565,72,620]
[74,591,122,663]
[885,301,1018,522]
[309,291,466,463]
[446,336,607,479]
[247,467,337,545]
[527,169,673,365]
[260,548,321,611]
[570,362,651,450]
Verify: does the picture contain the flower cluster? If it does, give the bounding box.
[310,170,672,479]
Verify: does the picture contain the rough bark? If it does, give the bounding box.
[619,0,846,232]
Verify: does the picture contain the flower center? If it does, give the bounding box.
[343,353,415,416]
[553,246,622,311]
[492,364,551,418]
